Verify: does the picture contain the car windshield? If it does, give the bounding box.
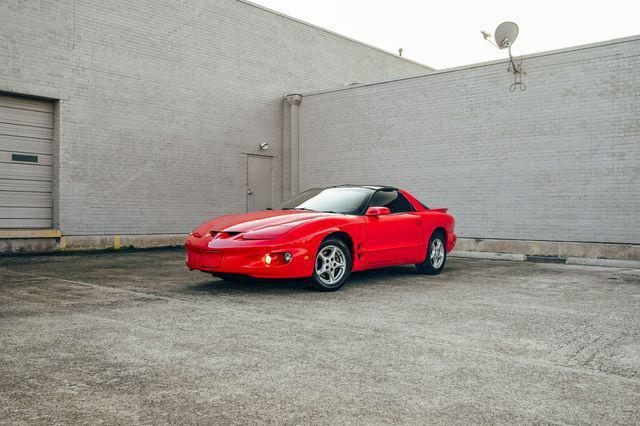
[280,187,374,214]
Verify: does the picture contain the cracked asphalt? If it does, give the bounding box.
[1,248,639,424]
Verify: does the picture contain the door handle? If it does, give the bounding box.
[416,219,423,225]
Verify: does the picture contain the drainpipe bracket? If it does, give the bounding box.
[286,94,302,105]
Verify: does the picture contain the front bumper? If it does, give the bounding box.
[185,237,314,279]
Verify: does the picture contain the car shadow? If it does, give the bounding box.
[348,265,420,284]
[188,276,308,294]
[186,265,424,295]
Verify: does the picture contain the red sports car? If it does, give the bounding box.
[185,186,456,291]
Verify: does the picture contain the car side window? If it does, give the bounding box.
[368,190,415,213]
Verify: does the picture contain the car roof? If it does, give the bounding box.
[331,184,399,191]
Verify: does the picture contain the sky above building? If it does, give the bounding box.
[251,0,640,69]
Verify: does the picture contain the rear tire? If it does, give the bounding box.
[416,232,446,275]
[310,238,352,291]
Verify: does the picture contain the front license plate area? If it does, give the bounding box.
[198,251,223,268]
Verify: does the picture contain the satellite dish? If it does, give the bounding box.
[494,21,519,49]
[480,20,525,91]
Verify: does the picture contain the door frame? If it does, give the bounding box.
[245,153,274,212]
[0,92,58,231]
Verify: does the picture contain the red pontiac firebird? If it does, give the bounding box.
[185,185,456,291]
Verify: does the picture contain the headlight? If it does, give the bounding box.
[261,252,293,266]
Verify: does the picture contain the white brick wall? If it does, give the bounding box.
[0,0,427,236]
[298,38,640,245]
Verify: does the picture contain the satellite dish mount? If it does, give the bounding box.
[482,21,526,92]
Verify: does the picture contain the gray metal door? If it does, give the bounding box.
[246,155,272,212]
[0,94,54,229]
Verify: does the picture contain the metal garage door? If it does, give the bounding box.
[0,94,54,229]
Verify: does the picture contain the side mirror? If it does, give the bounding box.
[365,206,391,216]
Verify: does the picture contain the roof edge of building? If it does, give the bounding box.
[299,33,640,98]
[235,0,433,70]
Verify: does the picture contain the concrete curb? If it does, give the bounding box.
[565,257,640,269]
[450,251,526,262]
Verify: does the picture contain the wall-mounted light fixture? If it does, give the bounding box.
[259,142,270,151]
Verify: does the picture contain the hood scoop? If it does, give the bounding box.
[210,231,241,240]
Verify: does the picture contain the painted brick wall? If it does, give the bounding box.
[0,0,427,235]
[299,38,640,244]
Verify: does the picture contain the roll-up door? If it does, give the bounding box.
[0,94,54,229]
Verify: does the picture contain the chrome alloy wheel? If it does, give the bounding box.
[315,244,347,287]
[430,238,445,269]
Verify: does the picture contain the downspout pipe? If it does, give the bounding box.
[286,94,302,196]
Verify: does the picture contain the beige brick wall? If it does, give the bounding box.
[0,0,428,236]
[298,38,640,245]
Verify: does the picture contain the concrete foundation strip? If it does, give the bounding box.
[451,250,640,269]
[450,251,526,261]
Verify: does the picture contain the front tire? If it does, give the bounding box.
[310,238,352,291]
[416,232,446,275]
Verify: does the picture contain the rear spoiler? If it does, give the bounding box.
[429,208,448,213]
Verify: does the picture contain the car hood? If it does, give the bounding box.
[193,210,333,237]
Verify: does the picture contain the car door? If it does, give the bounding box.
[364,189,424,267]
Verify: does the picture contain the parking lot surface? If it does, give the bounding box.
[1,248,639,424]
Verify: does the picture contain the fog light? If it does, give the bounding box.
[283,252,292,263]
[264,254,272,265]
